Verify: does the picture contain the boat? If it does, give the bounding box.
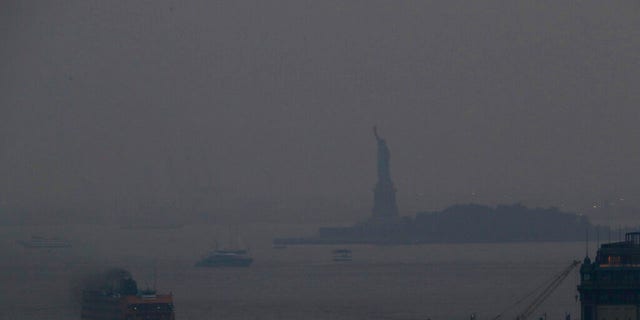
[81,269,175,320]
[332,249,352,262]
[119,223,185,230]
[195,249,253,267]
[17,236,72,248]
[196,227,253,267]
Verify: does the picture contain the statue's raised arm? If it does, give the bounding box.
[373,126,381,142]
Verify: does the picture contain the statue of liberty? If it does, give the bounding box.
[373,126,392,183]
[371,126,399,219]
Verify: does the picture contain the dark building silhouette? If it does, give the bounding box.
[371,126,399,220]
[579,232,640,320]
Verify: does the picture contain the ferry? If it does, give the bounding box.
[81,269,175,320]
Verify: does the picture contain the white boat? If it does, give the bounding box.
[196,227,253,267]
[195,249,253,267]
[18,236,72,248]
[332,249,352,262]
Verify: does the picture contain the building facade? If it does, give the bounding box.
[579,232,640,320]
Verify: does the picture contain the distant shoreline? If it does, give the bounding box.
[274,203,622,245]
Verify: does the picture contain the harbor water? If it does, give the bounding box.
[0,224,585,320]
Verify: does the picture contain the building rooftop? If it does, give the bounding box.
[595,232,640,268]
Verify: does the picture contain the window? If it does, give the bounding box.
[608,256,622,265]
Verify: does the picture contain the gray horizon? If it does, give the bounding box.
[2,1,640,225]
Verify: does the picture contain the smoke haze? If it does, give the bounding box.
[2,1,640,224]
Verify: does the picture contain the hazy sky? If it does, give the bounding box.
[1,1,640,223]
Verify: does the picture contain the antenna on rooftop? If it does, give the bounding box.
[585,228,589,258]
[153,262,157,291]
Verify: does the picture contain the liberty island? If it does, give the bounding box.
[273,128,603,245]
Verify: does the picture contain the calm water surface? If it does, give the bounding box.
[0,224,586,320]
